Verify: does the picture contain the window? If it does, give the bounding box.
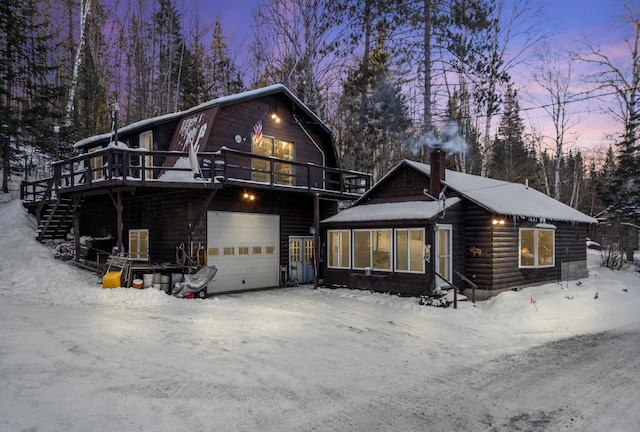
[238,246,249,255]
[88,147,103,181]
[208,247,219,256]
[519,227,555,268]
[252,246,263,255]
[353,230,371,269]
[353,229,392,271]
[328,230,351,268]
[129,229,149,260]
[140,131,154,179]
[251,135,294,185]
[223,247,235,256]
[395,228,425,273]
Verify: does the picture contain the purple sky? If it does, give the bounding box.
[204,0,630,154]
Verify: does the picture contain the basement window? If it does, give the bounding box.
[519,227,555,268]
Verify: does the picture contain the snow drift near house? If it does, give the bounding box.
[1,195,640,431]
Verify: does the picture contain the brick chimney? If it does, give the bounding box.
[429,147,446,198]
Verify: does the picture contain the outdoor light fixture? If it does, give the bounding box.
[243,191,256,201]
[271,113,281,123]
[492,217,506,225]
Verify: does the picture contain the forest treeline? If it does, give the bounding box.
[1,0,639,223]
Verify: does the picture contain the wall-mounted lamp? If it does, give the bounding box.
[271,113,280,123]
[242,191,256,201]
[492,216,506,226]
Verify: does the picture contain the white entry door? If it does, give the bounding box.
[207,212,280,293]
[435,224,452,289]
[289,236,315,284]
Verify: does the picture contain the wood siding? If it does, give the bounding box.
[321,202,465,297]
[358,165,429,204]
[463,201,589,294]
[78,187,336,274]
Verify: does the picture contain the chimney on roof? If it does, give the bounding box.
[429,147,446,198]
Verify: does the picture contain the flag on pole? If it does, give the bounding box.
[189,142,201,178]
[253,117,263,148]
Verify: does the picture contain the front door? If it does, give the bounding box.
[435,224,452,289]
[289,236,315,284]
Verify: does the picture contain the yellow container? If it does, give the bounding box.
[102,270,123,289]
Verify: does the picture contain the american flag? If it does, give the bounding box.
[253,117,263,148]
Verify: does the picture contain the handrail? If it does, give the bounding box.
[21,147,372,203]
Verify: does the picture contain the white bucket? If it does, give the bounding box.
[153,272,162,284]
[153,283,162,290]
[171,273,184,287]
[142,274,154,288]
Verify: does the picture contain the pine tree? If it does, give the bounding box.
[207,18,244,98]
[1,0,61,191]
[490,85,536,184]
[153,0,184,114]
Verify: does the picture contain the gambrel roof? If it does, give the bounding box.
[73,84,332,150]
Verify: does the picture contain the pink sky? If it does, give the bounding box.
[184,0,633,158]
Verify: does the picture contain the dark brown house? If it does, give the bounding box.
[21,85,370,294]
[320,149,598,299]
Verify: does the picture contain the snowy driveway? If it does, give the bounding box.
[1,289,639,432]
[1,199,640,431]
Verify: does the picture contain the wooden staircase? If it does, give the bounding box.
[37,197,77,242]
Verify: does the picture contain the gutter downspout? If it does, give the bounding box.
[293,114,326,189]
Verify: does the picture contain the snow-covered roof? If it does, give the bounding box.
[322,198,461,223]
[74,84,329,149]
[402,160,598,224]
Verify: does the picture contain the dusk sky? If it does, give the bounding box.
[205,0,632,155]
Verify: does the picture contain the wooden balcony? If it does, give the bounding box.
[21,147,371,204]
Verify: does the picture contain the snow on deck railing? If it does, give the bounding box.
[21,147,371,203]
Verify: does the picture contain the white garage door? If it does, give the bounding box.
[207,211,280,293]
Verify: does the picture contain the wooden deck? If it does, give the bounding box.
[21,147,371,204]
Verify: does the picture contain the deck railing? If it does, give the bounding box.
[21,147,371,203]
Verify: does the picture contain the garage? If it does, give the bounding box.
[206,211,280,293]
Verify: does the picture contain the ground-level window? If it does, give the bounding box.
[328,230,351,269]
[128,229,149,260]
[519,227,555,268]
[395,228,425,273]
[353,229,392,271]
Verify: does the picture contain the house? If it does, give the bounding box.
[21,85,370,294]
[320,148,598,299]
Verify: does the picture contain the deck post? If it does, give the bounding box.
[117,191,123,255]
[313,193,320,289]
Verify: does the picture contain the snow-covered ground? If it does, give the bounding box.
[1,194,640,432]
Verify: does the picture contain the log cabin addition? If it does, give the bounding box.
[320,148,598,299]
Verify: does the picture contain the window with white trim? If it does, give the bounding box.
[395,228,425,273]
[353,229,392,271]
[328,229,351,268]
[519,227,555,268]
[128,229,149,260]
